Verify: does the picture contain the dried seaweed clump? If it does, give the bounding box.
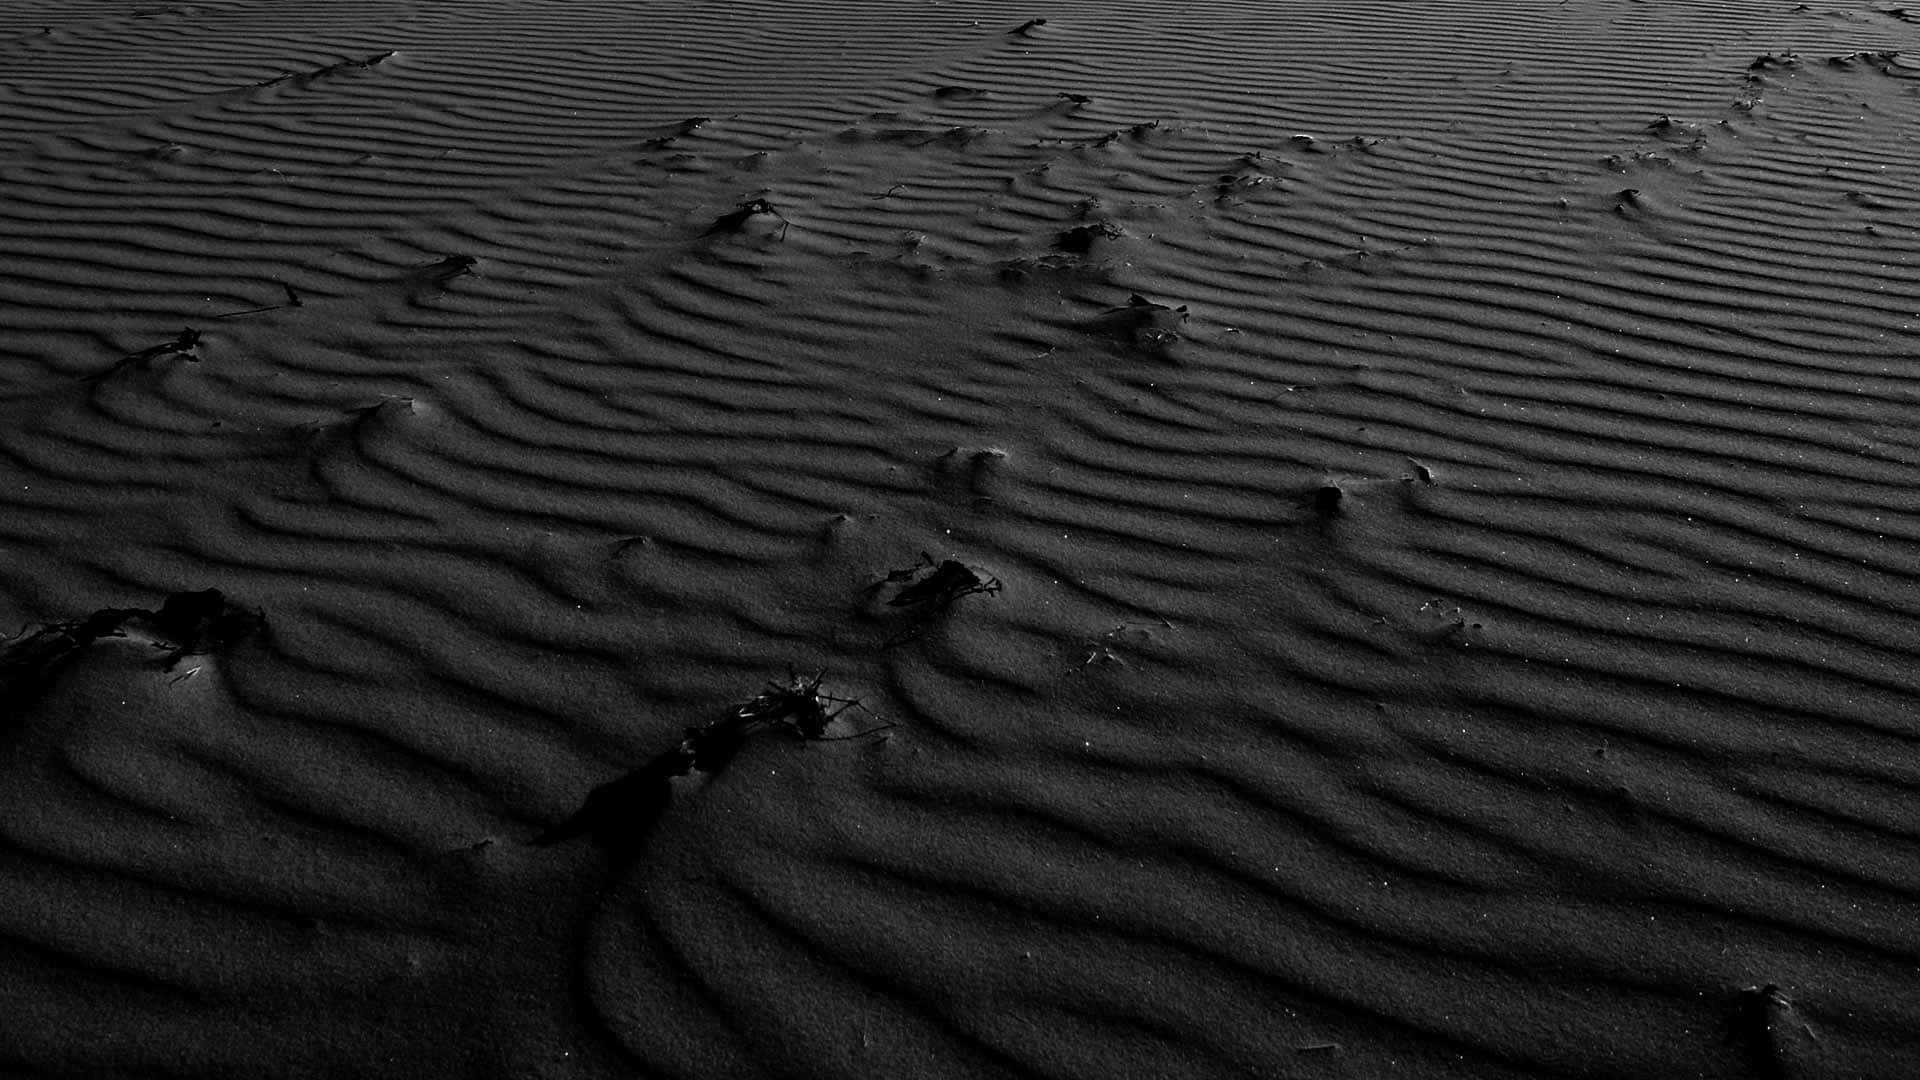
[536,671,876,855]
[868,552,1002,647]
[1,589,263,716]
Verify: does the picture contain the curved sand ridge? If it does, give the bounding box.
[2,0,1919,1077]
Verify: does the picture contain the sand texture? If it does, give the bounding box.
[3,0,1920,1076]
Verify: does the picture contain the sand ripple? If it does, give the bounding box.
[3,0,1919,1076]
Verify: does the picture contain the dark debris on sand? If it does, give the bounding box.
[535,671,874,856]
[868,552,1002,648]
[1090,293,1188,352]
[1,588,263,717]
[1055,220,1121,254]
[538,550,999,854]
[83,327,200,382]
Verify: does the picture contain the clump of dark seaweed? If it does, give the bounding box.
[1,589,263,715]
[866,552,1002,647]
[536,670,879,854]
[1055,220,1121,254]
[725,669,866,741]
[84,328,200,382]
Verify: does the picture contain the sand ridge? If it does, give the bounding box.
[3,0,1920,1076]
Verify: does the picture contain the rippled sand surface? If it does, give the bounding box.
[3,1,1919,1076]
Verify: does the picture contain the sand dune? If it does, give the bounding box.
[3,0,1919,1076]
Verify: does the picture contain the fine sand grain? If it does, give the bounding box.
[3,1,1919,1077]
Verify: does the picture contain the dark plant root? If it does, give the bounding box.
[1,588,264,720]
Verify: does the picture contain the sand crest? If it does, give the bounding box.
[3,0,1919,1076]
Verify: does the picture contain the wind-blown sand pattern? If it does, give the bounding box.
[3,0,1919,1076]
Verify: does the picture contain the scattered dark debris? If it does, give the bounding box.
[1826,49,1902,70]
[1,589,263,715]
[1215,166,1278,201]
[636,115,708,151]
[1285,133,1380,154]
[705,197,789,239]
[1076,619,1171,670]
[728,668,867,741]
[256,51,394,89]
[1601,149,1675,173]
[1089,120,1161,148]
[1418,598,1484,645]
[1090,293,1188,351]
[867,552,1001,647]
[535,670,881,855]
[1055,220,1121,254]
[84,327,200,381]
[885,555,1000,609]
